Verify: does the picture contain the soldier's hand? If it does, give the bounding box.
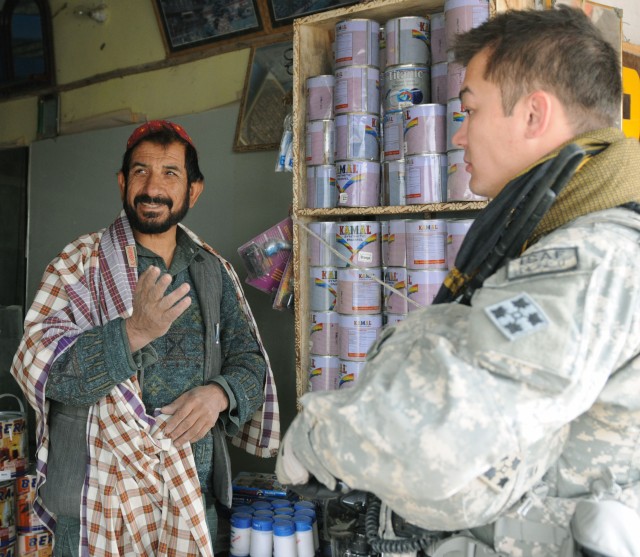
[125,265,191,352]
[161,384,229,446]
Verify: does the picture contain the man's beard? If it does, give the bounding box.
[123,185,190,234]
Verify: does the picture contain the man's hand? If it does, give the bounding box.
[161,384,229,446]
[125,266,192,352]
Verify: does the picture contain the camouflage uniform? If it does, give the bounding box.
[280,207,640,556]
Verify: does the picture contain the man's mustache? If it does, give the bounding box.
[134,195,173,209]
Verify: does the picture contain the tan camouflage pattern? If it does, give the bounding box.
[279,207,640,555]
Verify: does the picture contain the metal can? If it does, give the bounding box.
[405,154,447,204]
[335,19,380,69]
[382,64,430,112]
[305,120,335,165]
[337,267,382,315]
[0,480,16,547]
[338,314,383,362]
[307,221,337,267]
[307,165,337,209]
[446,149,486,201]
[405,219,448,270]
[334,66,380,115]
[309,355,340,392]
[0,395,28,482]
[407,269,449,309]
[334,220,381,267]
[335,161,381,208]
[430,12,447,64]
[310,311,340,356]
[309,266,338,311]
[446,218,474,269]
[382,160,406,206]
[382,110,405,161]
[403,104,447,155]
[383,266,409,315]
[385,16,430,67]
[386,219,408,267]
[447,60,466,101]
[306,75,335,121]
[335,113,380,161]
[431,62,448,105]
[446,97,465,151]
[444,0,490,50]
[338,360,367,389]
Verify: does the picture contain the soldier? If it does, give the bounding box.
[277,6,640,556]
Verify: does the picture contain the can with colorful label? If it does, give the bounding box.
[338,360,367,389]
[382,64,430,112]
[338,314,383,362]
[405,154,447,204]
[335,161,381,208]
[403,104,446,155]
[405,219,447,270]
[16,530,52,557]
[0,395,27,482]
[444,0,490,49]
[446,97,465,151]
[386,219,408,267]
[337,267,382,315]
[447,60,466,101]
[16,474,44,533]
[310,311,340,356]
[446,218,474,268]
[407,269,449,309]
[383,267,409,315]
[334,221,381,268]
[335,19,380,69]
[307,165,337,209]
[309,355,340,392]
[334,66,380,115]
[382,110,405,161]
[309,266,338,312]
[0,480,16,548]
[446,149,487,201]
[385,17,430,67]
[305,120,335,165]
[308,221,337,267]
[335,113,380,161]
[306,75,335,121]
[431,62,448,105]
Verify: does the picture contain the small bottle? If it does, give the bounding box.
[294,515,315,557]
[230,512,253,557]
[273,519,297,557]
[250,516,274,557]
[295,509,319,553]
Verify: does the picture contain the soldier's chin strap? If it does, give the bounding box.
[433,143,590,305]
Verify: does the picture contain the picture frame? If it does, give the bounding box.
[233,40,294,152]
[267,0,359,26]
[154,0,263,53]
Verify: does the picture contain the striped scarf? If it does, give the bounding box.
[434,128,640,305]
[11,212,280,556]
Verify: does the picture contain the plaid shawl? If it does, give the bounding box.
[11,212,280,556]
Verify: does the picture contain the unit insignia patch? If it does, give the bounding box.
[480,453,522,493]
[507,247,578,280]
[484,293,549,341]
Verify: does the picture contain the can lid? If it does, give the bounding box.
[273,520,296,536]
[232,505,254,515]
[270,499,292,509]
[274,506,294,515]
[231,512,253,528]
[273,514,294,522]
[251,500,272,510]
[294,508,316,521]
[252,516,274,531]
[254,509,274,517]
[293,515,313,532]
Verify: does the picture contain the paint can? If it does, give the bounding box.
[379,25,386,73]
[446,218,474,269]
[339,314,383,362]
[334,221,381,268]
[0,542,15,557]
[444,0,490,50]
[309,355,340,392]
[310,311,340,356]
[306,75,335,121]
[308,221,337,267]
[446,97,465,151]
[382,110,405,161]
[407,269,449,309]
[334,113,380,161]
[405,154,447,204]
[335,161,381,208]
[385,17,430,67]
[447,60,466,101]
[16,530,52,557]
[430,12,447,64]
[337,267,382,315]
[386,219,408,267]
[334,66,380,115]
[338,360,367,389]
[383,267,408,315]
[307,165,337,209]
[305,120,334,166]
[16,473,44,534]
[0,395,27,482]
[382,160,406,206]
[405,219,448,270]
[447,149,486,201]
[383,312,407,327]
[334,19,380,69]
[309,266,338,312]
[0,480,16,548]
[382,65,430,112]
[403,104,446,155]
[431,62,448,105]
[380,221,390,265]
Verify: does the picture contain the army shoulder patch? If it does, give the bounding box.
[484,293,549,341]
[507,247,578,280]
[480,453,522,493]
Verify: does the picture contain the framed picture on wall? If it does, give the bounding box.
[154,0,263,52]
[267,0,359,26]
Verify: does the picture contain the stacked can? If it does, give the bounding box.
[334,19,381,208]
[443,0,490,202]
[333,221,382,390]
[308,222,340,392]
[15,473,51,557]
[306,74,336,208]
[381,16,431,207]
[446,218,475,269]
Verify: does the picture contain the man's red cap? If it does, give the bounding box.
[126,120,195,150]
